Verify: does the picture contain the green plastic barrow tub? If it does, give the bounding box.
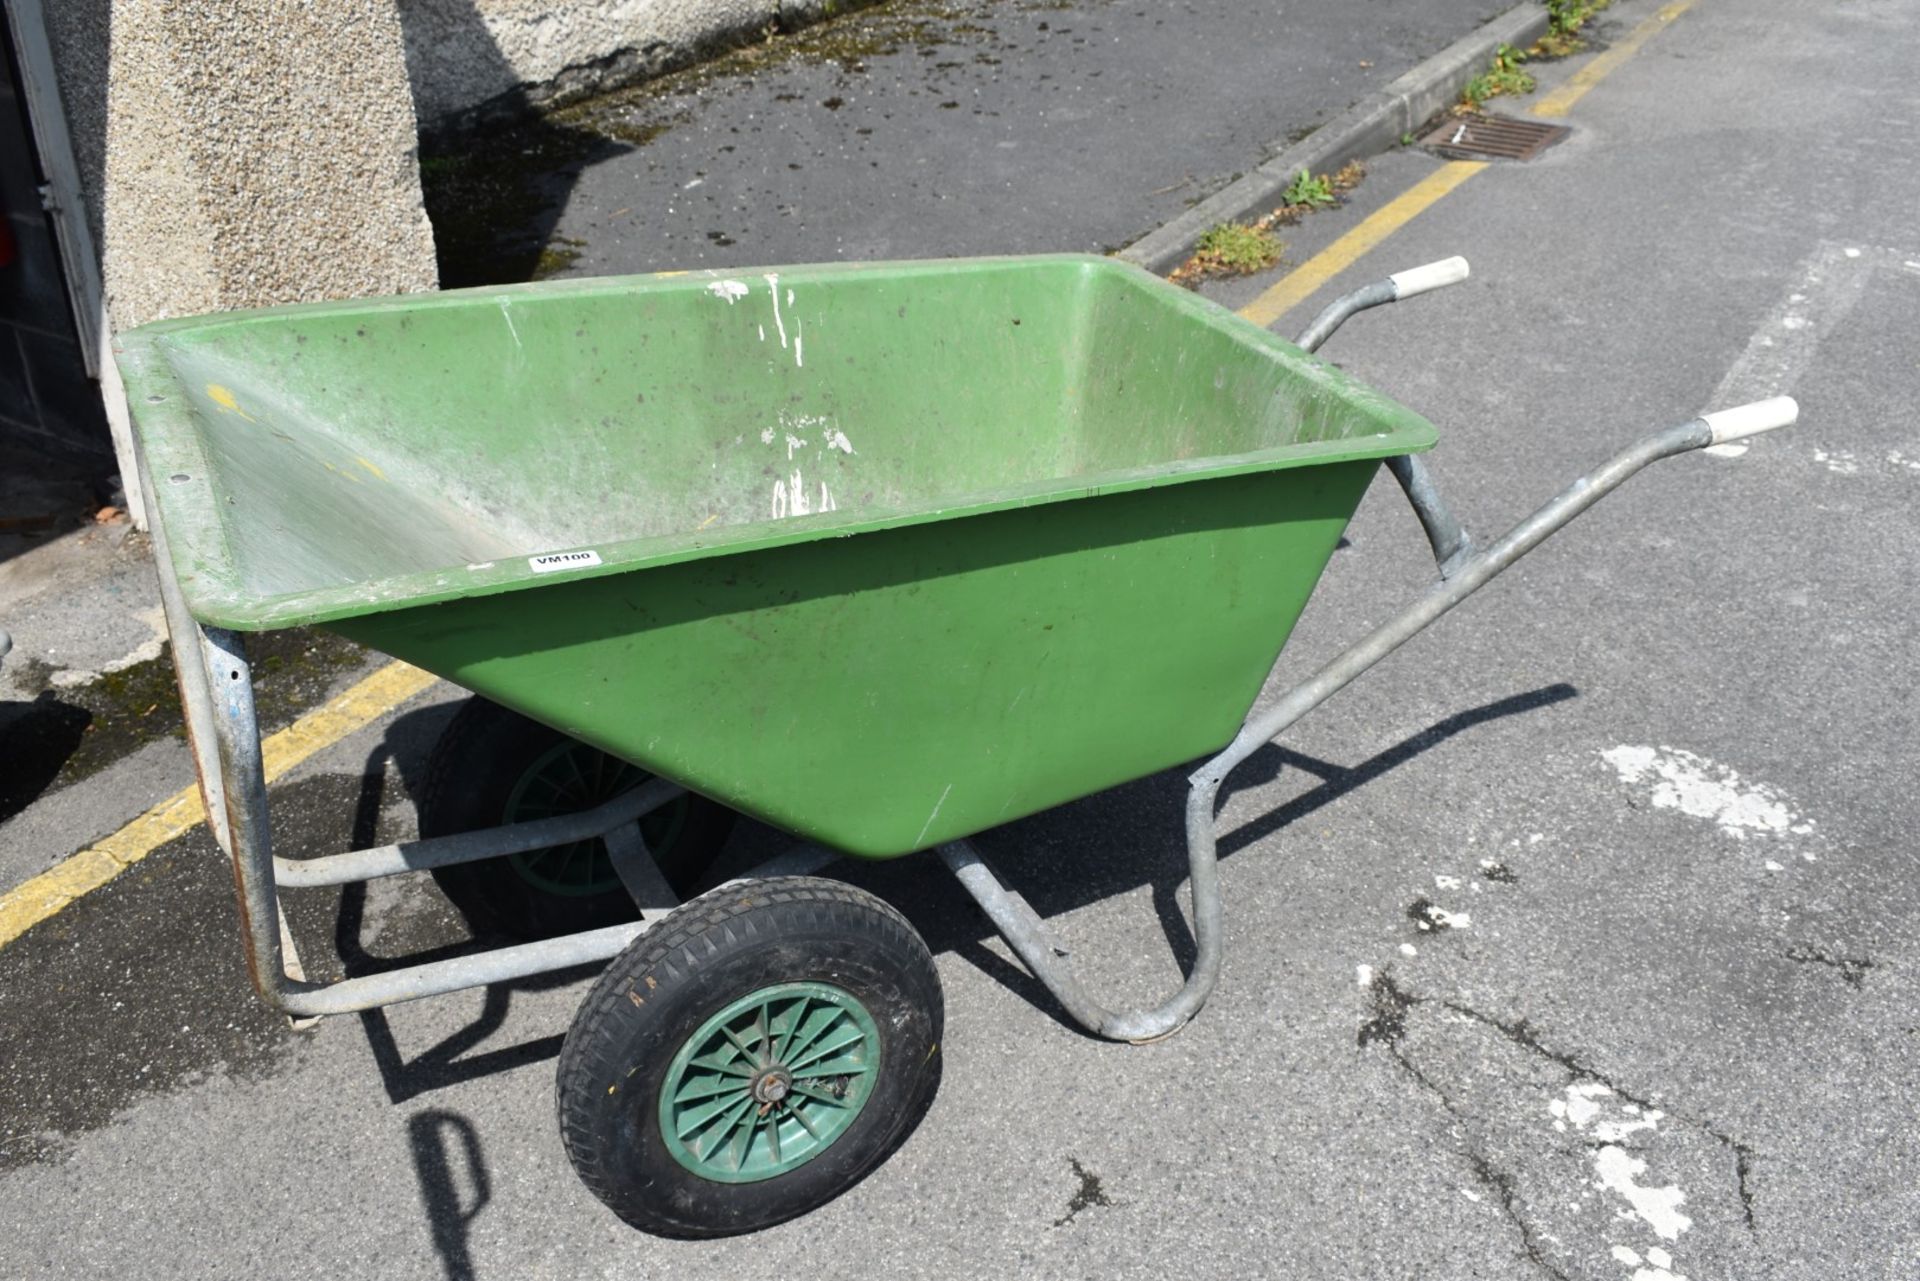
[121,252,1795,1237]
[120,254,1434,859]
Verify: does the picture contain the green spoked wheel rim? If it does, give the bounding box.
[501,740,688,897]
[659,982,882,1184]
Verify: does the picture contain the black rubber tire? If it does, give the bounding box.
[556,877,944,1237]
[419,696,737,940]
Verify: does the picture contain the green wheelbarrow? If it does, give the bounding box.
[118,253,1794,1237]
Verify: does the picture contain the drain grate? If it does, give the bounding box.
[1419,112,1571,161]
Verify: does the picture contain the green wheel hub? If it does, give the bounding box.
[659,981,881,1184]
[502,740,687,897]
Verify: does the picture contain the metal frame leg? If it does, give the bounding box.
[172,613,807,1019]
[197,625,289,999]
[1298,260,1479,578]
[134,426,233,851]
[191,629,692,1017]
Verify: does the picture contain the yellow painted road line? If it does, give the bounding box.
[257,660,438,780]
[1236,162,1486,328]
[0,659,437,949]
[1531,0,1699,119]
[1237,0,1700,329]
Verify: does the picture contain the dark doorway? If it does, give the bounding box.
[0,21,114,539]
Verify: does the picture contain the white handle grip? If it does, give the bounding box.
[1700,396,1798,445]
[1388,256,1470,300]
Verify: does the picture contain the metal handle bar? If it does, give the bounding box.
[945,395,1797,1042]
[1292,255,1469,353]
[1296,259,1479,574]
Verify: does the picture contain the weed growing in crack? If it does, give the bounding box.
[1171,222,1283,284]
[1460,43,1535,108]
[1536,0,1614,58]
[1166,161,1364,287]
[1282,167,1336,209]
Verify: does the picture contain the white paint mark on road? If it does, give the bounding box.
[1700,240,1874,457]
[1611,1244,1688,1281]
[1413,902,1471,931]
[707,279,749,303]
[1550,1082,1615,1131]
[1601,745,1813,841]
[1811,446,1920,477]
[1594,1147,1692,1241]
[1594,1109,1663,1144]
[824,427,856,454]
[1356,964,1374,988]
[1552,1085,1692,1246]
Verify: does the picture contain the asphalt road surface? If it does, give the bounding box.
[3,0,1918,1277]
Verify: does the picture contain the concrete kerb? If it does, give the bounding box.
[1119,2,1552,276]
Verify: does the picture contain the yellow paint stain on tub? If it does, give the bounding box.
[353,456,387,481]
[205,383,255,421]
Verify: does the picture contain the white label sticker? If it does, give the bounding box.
[529,549,603,574]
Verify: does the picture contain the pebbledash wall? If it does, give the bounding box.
[19,0,851,523]
[398,0,856,131]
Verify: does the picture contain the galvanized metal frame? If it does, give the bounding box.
[936,265,1756,1043]
[134,411,832,1019]
[141,257,1787,1042]
[170,604,846,1018]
